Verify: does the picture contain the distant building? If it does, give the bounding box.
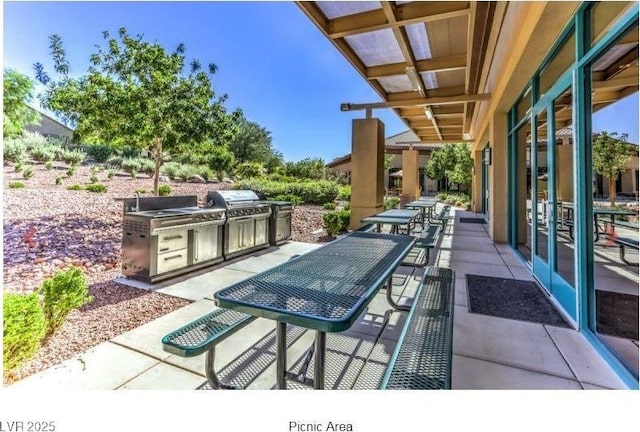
[24,107,74,142]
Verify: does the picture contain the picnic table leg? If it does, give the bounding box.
[385,278,411,312]
[276,321,287,389]
[313,331,326,390]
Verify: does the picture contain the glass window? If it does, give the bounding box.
[590,1,634,47]
[516,87,532,122]
[539,31,575,98]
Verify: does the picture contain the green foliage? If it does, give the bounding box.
[89,174,99,183]
[138,158,156,176]
[107,169,116,179]
[3,293,46,372]
[161,162,181,179]
[426,143,472,190]
[66,166,76,177]
[39,266,92,335]
[235,161,265,179]
[197,165,214,182]
[66,184,83,190]
[384,196,400,210]
[85,183,107,193]
[207,145,235,179]
[234,179,339,204]
[8,181,25,189]
[271,194,302,205]
[105,155,123,169]
[22,165,34,179]
[3,139,27,164]
[337,185,351,201]
[448,143,473,186]
[437,192,470,208]
[120,145,140,159]
[323,209,351,237]
[158,184,172,196]
[29,145,57,162]
[15,162,24,172]
[86,144,113,163]
[285,158,326,180]
[61,149,86,166]
[176,164,198,182]
[229,115,281,167]
[323,202,337,210]
[36,28,239,195]
[3,68,41,138]
[592,131,637,205]
[45,161,54,170]
[55,176,62,185]
[384,154,395,170]
[120,158,141,173]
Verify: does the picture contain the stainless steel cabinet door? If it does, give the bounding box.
[255,218,268,246]
[276,214,291,241]
[242,219,255,248]
[193,225,220,263]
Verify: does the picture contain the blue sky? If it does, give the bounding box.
[3,1,638,161]
[2,1,408,162]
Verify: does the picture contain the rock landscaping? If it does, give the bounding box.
[2,163,329,385]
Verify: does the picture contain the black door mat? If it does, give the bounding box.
[459,218,486,224]
[596,290,639,340]
[466,274,570,328]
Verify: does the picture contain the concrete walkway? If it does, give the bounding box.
[7,209,627,390]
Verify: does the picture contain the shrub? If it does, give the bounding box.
[67,184,83,191]
[39,266,92,335]
[161,162,181,179]
[176,164,198,182]
[61,149,86,166]
[323,209,351,236]
[30,145,57,163]
[8,181,25,189]
[323,202,337,210]
[55,176,62,185]
[3,139,26,164]
[20,131,48,151]
[66,166,76,177]
[138,158,156,176]
[271,194,303,205]
[135,188,147,194]
[22,166,34,179]
[234,179,339,204]
[45,161,54,170]
[3,293,46,372]
[337,185,351,201]
[85,183,107,193]
[86,144,113,163]
[121,157,142,173]
[158,185,172,196]
[130,170,138,180]
[107,169,116,180]
[90,174,99,183]
[384,196,400,210]
[105,155,123,169]
[15,162,24,172]
[120,145,140,159]
[198,165,214,182]
[234,162,265,179]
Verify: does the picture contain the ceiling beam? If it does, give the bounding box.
[327,2,471,39]
[341,93,491,111]
[592,74,639,90]
[411,118,462,127]
[366,54,467,79]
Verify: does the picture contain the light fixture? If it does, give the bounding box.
[463,132,473,141]
[424,106,434,121]
[405,66,424,96]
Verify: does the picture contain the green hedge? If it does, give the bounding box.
[323,209,351,236]
[234,179,339,204]
[3,293,46,372]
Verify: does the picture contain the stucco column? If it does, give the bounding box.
[489,112,508,243]
[349,118,385,230]
[471,150,483,212]
[401,147,420,204]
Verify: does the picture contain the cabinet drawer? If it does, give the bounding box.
[157,249,188,273]
[156,231,188,252]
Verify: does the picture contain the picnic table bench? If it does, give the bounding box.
[381,266,455,389]
[428,204,452,229]
[615,237,639,265]
[401,224,442,268]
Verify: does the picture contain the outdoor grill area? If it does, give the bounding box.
[121,191,289,283]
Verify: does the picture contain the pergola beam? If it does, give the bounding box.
[366,54,467,79]
[327,2,471,39]
[341,93,491,111]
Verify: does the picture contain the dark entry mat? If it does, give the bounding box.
[596,290,639,340]
[466,274,570,327]
[459,218,486,224]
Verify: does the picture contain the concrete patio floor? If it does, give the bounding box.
[7,209,628,390]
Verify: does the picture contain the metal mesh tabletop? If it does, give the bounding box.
[376,209,419,218]
[214,232,416,332]
[360,216,415,225]
[404,201,436,208]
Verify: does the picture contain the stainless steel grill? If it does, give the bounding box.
[206,190,272,260]
[121,196,225,283]
[261,201,293,246]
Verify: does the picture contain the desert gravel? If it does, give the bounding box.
[2,162,329,385]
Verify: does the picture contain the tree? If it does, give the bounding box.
[285,157,327,180]
[384,154,394,170]
[35,29,239,195]
[3,68,40,137]
[207,144,235,181]
[229,116,281,166]
[425,144,456,191]
[448,143,473,187]
[592,131,637,205]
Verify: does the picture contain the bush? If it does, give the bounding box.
[8,181,25,189]
[45,161,54,170]
[234,162,265,179]
[86,144,113,163]
[138,158,156,176]
[61,149,86,166]
[90,174,99,183]
[30,145,57,163]
[107,169,116,180]
[384,196,400,210]
[234,179,339,205]
[337,185,351,201]
[271,194,303,205]
[323,202,337,210]
[3,293,46,372]
[22,166,34,179]
[14,162,23,172]
[176,164,198,182]
[121,157,142,173]
[3,139,26,164]
[161,162,181,179]
[120,145,140,159]
[323,209,351,236]
[55,176,62,185]
[85,183,107,193]
[39,266,92,335]
[67,184,83,191]
[105,155,123,169]
[158,185,172,196]
[198,165,214,182]
[66,166,76,177]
